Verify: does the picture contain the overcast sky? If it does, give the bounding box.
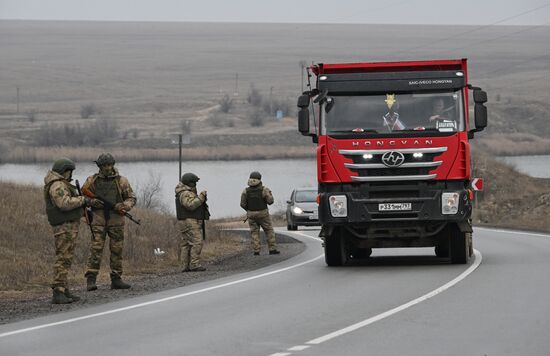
[1,0,549,25]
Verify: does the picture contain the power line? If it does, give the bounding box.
[441,20,550,54]
[389,2,550,57]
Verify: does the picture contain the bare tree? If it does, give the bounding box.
[136,171,165,211]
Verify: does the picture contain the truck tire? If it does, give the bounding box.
[434,245,449,258]
[467,232,473,257]
[324,228,347,266]
[450,225,469,264]
[351,247,372,259]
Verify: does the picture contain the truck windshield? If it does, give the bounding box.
[321,90,464,135]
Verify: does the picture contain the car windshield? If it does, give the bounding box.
[321,90,464,135]
[295,190,317,203]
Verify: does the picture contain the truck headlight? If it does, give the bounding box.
[442,192,460,215]
[329,195,347,217]
[292,206,303,215]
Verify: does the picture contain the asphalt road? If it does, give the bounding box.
[1,227,549,356]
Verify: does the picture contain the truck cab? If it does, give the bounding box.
[297,59,487,266]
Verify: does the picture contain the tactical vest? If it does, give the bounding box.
[91,175,122,210]
[245,185,268,211]
[44,180,83,226]
[175,192,210,220]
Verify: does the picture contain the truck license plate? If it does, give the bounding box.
[378,203,411,211]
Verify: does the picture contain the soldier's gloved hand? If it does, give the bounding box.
[90,198,103,209]
[83,197,93,207]
[114,203,126,214]
[199,191,207,201]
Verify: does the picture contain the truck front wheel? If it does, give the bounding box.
[450,225,470,264]
[324,228,347,266]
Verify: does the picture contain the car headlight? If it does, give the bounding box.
[442,192,460,215]
[292,206,303,215]
[329,195,347,217]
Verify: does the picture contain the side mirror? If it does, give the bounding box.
[474,103,487,131]
[298,108,310,134]
[473,89,487,104]
[297,94,310,109]
[286,200,291,204]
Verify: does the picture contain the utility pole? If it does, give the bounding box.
[269,86,273,116]
[16,86,20,114]
[178,134,182,181]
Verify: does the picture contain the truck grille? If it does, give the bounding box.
[339,147,447,182]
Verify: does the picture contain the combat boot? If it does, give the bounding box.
[86,275,97,291]
[64,289,80,302]
[52,289,73,304]
[189,266,206,272]
[269,250,280,255]
[111,275,131,289]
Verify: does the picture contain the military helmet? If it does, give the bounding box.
[181,172,200,185]
[249,171,262,180]
[95,153,116,167]
[52,158,76,174]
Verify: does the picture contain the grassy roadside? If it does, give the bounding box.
[471,154,550,231]
[0,181,254,295]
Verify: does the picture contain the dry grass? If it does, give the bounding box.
[476,132,550,156]
[0,181,247,291]
[472,153,550,231]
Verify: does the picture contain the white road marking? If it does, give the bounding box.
[288,345,311,351]
[476,226,550,238]
[268,353,292,356]
[0,230,323,338]
[305,249,482,346]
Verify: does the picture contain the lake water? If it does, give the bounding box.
[498,155,550,178]
[0,159,317,218]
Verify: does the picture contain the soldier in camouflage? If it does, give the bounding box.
[82,153,136,291]
[240,171,280,256]
[175,173,210,272]
[44,158,98,304]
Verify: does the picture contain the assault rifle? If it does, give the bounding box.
[81,187,141,225]
[202,194,210,241]
[75,180,95,238]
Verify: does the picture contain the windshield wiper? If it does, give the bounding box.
[329,129,378,134]
[399,128,443,132]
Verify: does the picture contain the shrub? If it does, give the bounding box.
[247,84,263,107]
[35,117,119,147]
[208,112,225,127]
[248,109,266,127]
[219,94,233,113]
[80,103,99,119]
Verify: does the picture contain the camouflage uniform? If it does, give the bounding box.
[44,160,87,304]
[83,165,136,285]
[240,172,279,255]
[175,174,209,271]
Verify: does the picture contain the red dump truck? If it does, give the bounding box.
[297,59,487,265]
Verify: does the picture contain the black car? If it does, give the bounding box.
[286,188,320,230]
